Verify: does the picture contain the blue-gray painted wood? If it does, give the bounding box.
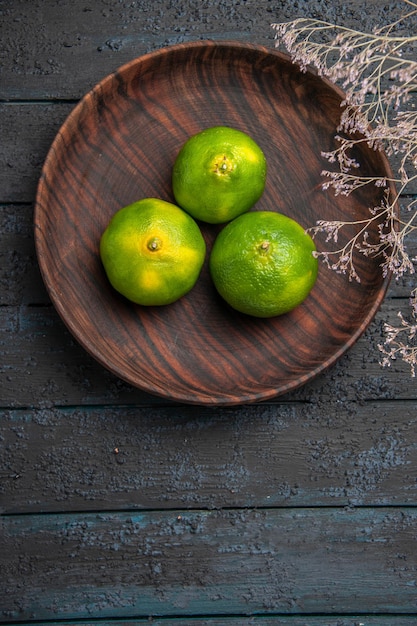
[1,0,416,623]
[1,402,417,514]
[2,508,417,620]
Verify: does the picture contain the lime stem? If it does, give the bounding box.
[148,237,161,251]
[260,241,270,252]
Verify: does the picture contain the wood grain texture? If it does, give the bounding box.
[1,400,417,514]
[2,508,417,620]
[34,41,396,405]
[0,0,407,100]
[9,621,417,626]
[1,101,415,205]
[0,205,47,306]
[3,202,417,308]
[1,1,417,623]
[1,297,414,409]
[0,104,75,203]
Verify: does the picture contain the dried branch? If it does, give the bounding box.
[272,1,417,374]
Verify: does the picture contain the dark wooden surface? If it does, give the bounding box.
[1,0,416,624]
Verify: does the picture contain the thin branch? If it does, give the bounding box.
[273,1,417,375]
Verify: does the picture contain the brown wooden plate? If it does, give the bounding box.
[34,41,394,405]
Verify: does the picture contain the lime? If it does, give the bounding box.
[172,126,267,224]
[209,211,318,317]
[100,198,206,305]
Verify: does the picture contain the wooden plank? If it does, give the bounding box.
[0,205,48,306]
[1,95,416,207]
[2,400,417,514]
[2,507,417,620]
[8,618,417,626]
[0,3,272,100]
[1,200,416,405]
[0,104,75,203]
[0,0,396,101]
[0,303,160,407]
[2,203,417,307]
[1,296,416,409]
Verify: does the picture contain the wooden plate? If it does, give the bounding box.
[34,41,394,405]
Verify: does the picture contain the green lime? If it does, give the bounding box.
[172,126,267,224]
[209,211,318,317]
[100,198,206,305]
